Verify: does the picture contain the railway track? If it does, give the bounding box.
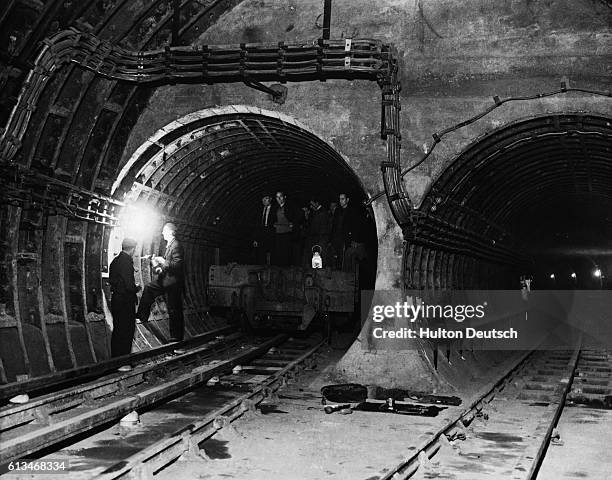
[0,328,248,464]
[0,326,235,403]
[3,332,609,479]
[375,337,612,480]
[0,333,324,478]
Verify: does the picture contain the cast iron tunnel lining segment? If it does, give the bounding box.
[422,114,612,232]
[406,113,612,290]
[115,110,368,231]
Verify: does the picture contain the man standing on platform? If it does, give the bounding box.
[136,222,185,343]
[273,191,296,266]
[253,194,275,264]
[340,193,368,272]
[109,237,140,359]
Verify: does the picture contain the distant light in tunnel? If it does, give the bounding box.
[594,268,602,278]
[119,203,160,241]
[570,272,577,279]
[549,274,555,280]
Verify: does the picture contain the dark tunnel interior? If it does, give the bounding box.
[413,113,612,291]
[111,111,378,288]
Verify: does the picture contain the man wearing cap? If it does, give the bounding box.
[136,222,185,342]
[109,237,140,357]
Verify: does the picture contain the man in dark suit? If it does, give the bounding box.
[339,193,369,272]
[330,193,368,271]
[109,237,140,358]
[330,195,347,269]
[136,222,185,342]
[273,191,298,266]
[253,194,275,264]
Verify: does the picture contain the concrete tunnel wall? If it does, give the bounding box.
[0,0,610,391]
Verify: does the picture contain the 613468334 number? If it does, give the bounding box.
[6,459,69,474]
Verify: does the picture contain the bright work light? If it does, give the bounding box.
[119,203,160,241]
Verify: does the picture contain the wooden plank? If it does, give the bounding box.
[240,366,283,374]
[250,358,294,366]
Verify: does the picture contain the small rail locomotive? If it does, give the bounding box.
[207,264,358,331]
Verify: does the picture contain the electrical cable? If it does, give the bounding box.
[366,85,612,207]
[400,87,612,177]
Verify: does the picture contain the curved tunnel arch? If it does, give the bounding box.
[109,106,378,309]
[407,112,612,292]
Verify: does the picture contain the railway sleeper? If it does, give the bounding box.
[573,377,611,386]
[518,390,557,401]
[524,382,558,391]
[578,361,612,368]
[573,385,612,395]
[576,369,612,378]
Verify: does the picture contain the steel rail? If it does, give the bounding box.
[95,338,325,479]
[378,349,536,480]
[377,337,583,480]
[526,335,583,479]
[0,334,287,465]
[0,325,234,401]
[0,331,244,442]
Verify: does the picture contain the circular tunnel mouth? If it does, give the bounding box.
[409,113,612,290]
[109,107,378,336]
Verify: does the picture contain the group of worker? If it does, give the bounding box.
[108,222,184,362]
[252,191,369,271]
[107,191,370,362]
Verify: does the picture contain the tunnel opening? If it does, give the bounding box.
[414,113,612,290]
[108,107,378,344]
[401,112,612,368]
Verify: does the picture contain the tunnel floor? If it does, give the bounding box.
[7,334,612,479]
[536,407,612,480]
[154,348,521,480]
[23,334,515,479]
[29,342,521,480]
